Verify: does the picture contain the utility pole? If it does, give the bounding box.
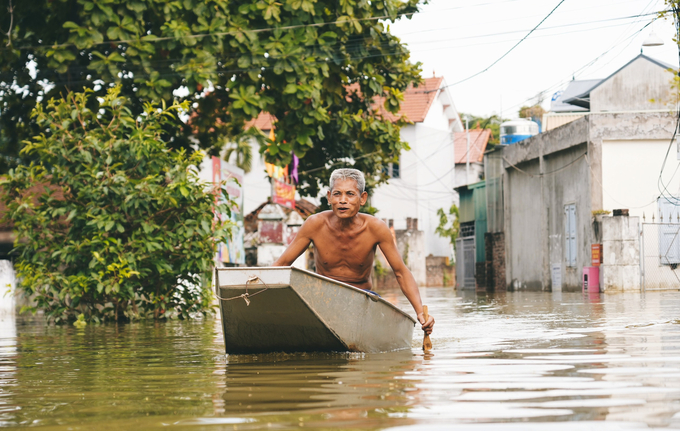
[465,116,470,185]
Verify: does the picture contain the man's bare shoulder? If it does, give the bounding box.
[306,211,333,222]
[361,213,391,236]
[302,211,331,228]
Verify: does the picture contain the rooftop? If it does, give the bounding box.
[246,77,450,131]
[454,129,492,164]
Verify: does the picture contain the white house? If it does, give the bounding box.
[370,77,464,259]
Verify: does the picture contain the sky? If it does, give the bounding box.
[388,0,679,119]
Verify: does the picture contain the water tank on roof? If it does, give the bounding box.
[500,119,539,145]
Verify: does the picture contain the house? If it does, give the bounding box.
[454,180,487,290]
[486,54,677,292]
[370,77,465,268]
[453,128,491,186]
[542,79,600,131]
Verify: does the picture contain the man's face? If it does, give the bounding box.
[327,178,368,219]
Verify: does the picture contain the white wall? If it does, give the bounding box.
[454,163,484,188]
[240,142,273,215]
[0,260,15,320]
[371,120,457,258]
[198,139,308,216]
[601,139,679,218]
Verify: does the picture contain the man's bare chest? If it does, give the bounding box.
[310,227,377,261]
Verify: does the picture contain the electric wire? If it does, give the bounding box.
[427,0,567,92]
[657,4,680,207]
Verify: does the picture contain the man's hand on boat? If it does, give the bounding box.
[272,169,435,335]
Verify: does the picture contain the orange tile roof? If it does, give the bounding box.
[454,129,491,164]
[377,76,444,123]
[245,77,446,131]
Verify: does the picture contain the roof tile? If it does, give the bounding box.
[453,129,491,164]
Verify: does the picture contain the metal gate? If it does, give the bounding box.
[456,237,476,290]
[641,222,680,290]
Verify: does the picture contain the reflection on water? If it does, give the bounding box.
[1,289,680,429]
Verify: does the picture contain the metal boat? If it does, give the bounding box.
[215,266,416,354]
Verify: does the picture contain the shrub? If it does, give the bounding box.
[1,87,233,323]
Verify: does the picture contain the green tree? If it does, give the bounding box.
[1,86,233,323]
[435,204,460,250]
[0,0,424,195]
[519,104,546,122]
[459,113,504,147]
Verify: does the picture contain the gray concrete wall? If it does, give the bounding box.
[601,216,641,292]
[543,143,593,291]
[589,111,677,141]
[502,118,592,292]
[374,223,427,288]
[591,57,674,112]
[500,112,675,292]
[504,158,544,290]
[503,117,589,166]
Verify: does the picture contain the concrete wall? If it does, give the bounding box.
[601,216,641,292]
[504,157,543,290]
[502,118,593,292]
[374,222,427,287]
[591,57,675,112]
[425,255,454,287]
[544,144,593,291]
[0,260,15,319]
[590,112,678,219]
[602,139,677,219]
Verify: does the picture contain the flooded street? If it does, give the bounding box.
[2,288,680,430]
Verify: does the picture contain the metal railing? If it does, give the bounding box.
[641,222,680,291]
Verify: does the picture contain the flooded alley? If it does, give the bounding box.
[1,288,680,430]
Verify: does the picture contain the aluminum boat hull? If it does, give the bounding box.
[215,266,416,354]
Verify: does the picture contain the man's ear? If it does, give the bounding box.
[327,190,331,200]
[360,191,368,205]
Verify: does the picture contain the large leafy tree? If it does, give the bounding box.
[1,86,234,323]
[0,0,424,194]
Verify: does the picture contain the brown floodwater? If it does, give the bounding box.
[2,288,680,430]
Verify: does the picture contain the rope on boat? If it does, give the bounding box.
[215,275,270,306]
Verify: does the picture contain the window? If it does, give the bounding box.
[384,156,400,179]
[391,159,400,178]
[564,204,577,267]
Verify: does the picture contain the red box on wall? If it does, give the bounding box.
[591,244,603,267]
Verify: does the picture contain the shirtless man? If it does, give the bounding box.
[273,168,434,335]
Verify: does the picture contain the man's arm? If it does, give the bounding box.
[375,221,434,335]
[272,216,316,266]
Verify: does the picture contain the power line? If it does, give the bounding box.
[491,19,657,118]
[428,0,568,92]
[407,11,660,46]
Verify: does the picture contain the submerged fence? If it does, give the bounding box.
[641,223,680,291]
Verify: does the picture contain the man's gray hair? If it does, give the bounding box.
[330,169,365,194]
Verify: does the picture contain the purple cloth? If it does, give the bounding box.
[291,153,299,184]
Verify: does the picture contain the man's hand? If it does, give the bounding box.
[417,313,434,335]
